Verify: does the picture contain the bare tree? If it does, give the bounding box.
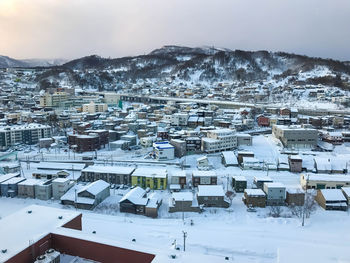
[304,193,317,218]
[289,192,317,221]
[268,206,283,218]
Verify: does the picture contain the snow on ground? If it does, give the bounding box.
[2,135,350,261]
[1,194,350,263]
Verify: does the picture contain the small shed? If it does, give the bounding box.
[316,189,347,211]
[232,176,247,193]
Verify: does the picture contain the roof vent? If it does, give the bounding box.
[27,210,32,214]
[92,231,96,234]
[36,255,46,260]
[1,249,7,253]
[58,216,63,219]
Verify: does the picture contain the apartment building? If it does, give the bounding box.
[131,167,167,190]
[201,129,237,153]
[81,165,135,185]
[153,141,175,160]
[82,101,108,113]
[170,113,188,126]
[272,125,318,148]
[39,92,68,108]
[0,124,51,150]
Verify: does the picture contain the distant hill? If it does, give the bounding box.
[0,55,66,68]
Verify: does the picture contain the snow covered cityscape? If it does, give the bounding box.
[1,1,350,263]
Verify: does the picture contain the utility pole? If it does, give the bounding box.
[182,231,187,251]
[226,175,229,192]
[74,188,77,210]
[182,198,184,223]
[302,174,309,227]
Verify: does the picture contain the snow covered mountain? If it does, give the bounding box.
[0,55,28,68]
[0,55,67,68]
[2,46,350,91]
[56,46,350,88]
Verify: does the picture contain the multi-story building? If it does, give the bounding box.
[170,139,186,157]
[185,137,202,153]
[171,113,188,126]
[153,141,175,160]
[272,125,318,148]
[81,165,135,185]
[39,92,68,108]
[131,167,167,190]
[82,101,108,113]
[68,130,109,153]
[201,129,237,153]
[0,124,51,150]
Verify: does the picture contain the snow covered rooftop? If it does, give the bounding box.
[37,162,85,171]
[341,187,350,197]
[264,182,285,188]
[197,185,225,197]
[221,151,238,165]
[253,176,273,182]
[0,173,20,183]
[244,189,266,196]
[170,170,186,178]
[18,178,39,186]
[77,180,109,196]
[232,175,247,181]
[306,174,350,182]
[0,205,81,262]
[192,170,216,177]
[119,186,147,205]
[2,177,25,185]
[132,167,167,178]
[82,165,135,175]
[172,192,193,201]
[320,189,347,202]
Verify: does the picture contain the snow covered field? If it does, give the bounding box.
[2,135,350,262]
[1,194,350,263]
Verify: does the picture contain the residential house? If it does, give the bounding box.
[243,189,266,208]
[168,192,200,213]
[197,156,209,170]
[119,187,162,218]
[197,185,230,208]
[221,151,238,167]
[288,155,302,173]
[170,170,186,190]
[263,182,286,206]
[285,189,305,206]
[61,180,110,210]
[192,171,217,187]
[253,176,273,189]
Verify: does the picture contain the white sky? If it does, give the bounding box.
[0,0,349,61]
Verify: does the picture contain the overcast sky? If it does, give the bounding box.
[0,0,349,61]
